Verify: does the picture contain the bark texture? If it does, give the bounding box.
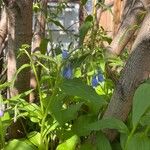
[113,0,122,37]
[107,0,146,56]
[32,0,47,53]
[103,9,150,141]
[96,1,114,28]
[6,0,32,98]
[0,7,7,55]
[4,0,32,139]
[0,7,8,75]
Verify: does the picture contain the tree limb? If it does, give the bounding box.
[107,0,146,56]
[103,11,150,141]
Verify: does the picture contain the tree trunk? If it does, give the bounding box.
[0,7,8,75]
[0,6,7,56]
[97,1,114,27]
[113,0,122,37]
[107,0,146,56]
[4,0,32,139]
[103,5,150,141]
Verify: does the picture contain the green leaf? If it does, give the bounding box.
[60,103,83,124]
[43,119,59,140]
[1,112,11,130]
[54,103,82,125]
[140,112,150,126]
[12,64,30,86]
[13,99,42,123]
[132,83,150,127]
[48,93,83,125]
[80,143,96,150]
[126,133,150,150]
[27,132,41,147]
[101,34,112,44]
[32,53,57,64]
[22,103,42,123]
[56,135,79,150]
[70,53,90,68]
[79,16,93,46]
[48,18,66,31]
[48,94,65,124]
[72,115,97,136]
[120,133,128,150]
[85,15,93,22]
[40,38,49,55]
[48,94,64,115]
[95,132,112,150]
[60,78,107,114]
[10,89,33,101]
[4,139,37,150]
[81,0,88,5]
[33,3,40,13]
[0,82,11,90]
[111,142,122,150]
[86,117,129,134]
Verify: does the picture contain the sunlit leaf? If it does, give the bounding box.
[132,83,150,127]
[27,132,41,147]
[56,135,79,150]
[5,139,37,150]
[9,89,33,101]
[0,82,11,90]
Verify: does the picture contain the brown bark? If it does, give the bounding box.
[0,7,8,74]
[4,0,32,139]
[0,7,7,55]
[30,0,47,102]
[105,0,146,85]
[103,10,150,141]
[113,0,122,37]
[32,0,47,53]
[96,1,114,28]
[107,0,146,56]
[79,2,84,26]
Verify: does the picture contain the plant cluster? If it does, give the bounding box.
[0,1,150,150]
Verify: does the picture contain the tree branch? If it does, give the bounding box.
[103,11,150,141]
[107,0,146,56]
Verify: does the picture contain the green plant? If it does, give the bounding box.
[2,1,150,150]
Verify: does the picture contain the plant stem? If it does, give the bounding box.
[124,126,137,150]
[39,63,62,149]
[0,118,5,149]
